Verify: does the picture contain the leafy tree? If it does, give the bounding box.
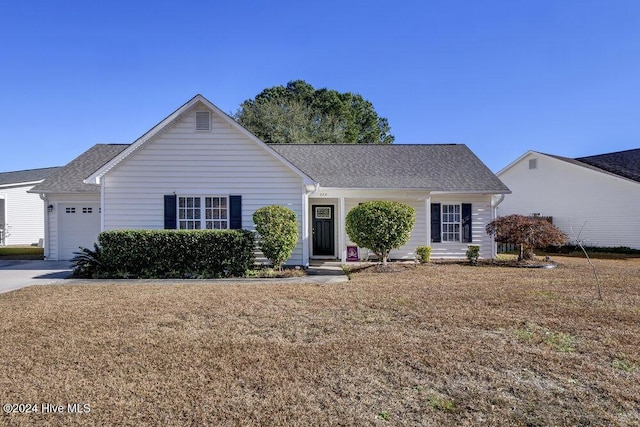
[346,201,415,266]
[235,80,394,145]
[486,214,568,261]
[253,205,299,270]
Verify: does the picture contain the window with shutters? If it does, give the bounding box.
[178,196,228,230]
[441,204,461,242]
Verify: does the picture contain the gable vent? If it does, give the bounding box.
[195,111,211,131]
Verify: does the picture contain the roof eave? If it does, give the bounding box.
[315,186,510,194]
[1,180,44,189]
[430,189,512,195]
[27,188,100,195]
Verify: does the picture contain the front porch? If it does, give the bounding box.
[303,190,500,265]
[306,189,433,264]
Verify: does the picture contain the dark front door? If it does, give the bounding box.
[312,205,334,256]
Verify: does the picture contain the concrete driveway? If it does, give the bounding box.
[0,260,72,294]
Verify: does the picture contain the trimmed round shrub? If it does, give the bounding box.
[253,205,299,269]
[346,201,416,265]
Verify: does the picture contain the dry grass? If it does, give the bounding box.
[1,257,639,426]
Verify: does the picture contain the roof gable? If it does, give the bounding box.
[271,144,510,193]
[500,149,640,185]
[84,94,313,186]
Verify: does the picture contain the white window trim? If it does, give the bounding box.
[178,195,229,230]
[441,203,462,243]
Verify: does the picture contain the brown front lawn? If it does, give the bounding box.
[1,257,639,426]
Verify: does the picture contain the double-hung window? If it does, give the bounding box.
[431,203,472,243]
[204,197,228,229]
[441,204,461,242]
[178,196,228,230]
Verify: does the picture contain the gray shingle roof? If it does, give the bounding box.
[271,144,510,192]
[576,148,640,183]
[29,144,129,193]
[544,148,640,184]
[29,143,509,195]
[0,167,60,186]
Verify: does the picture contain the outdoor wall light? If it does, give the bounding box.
[47,204,54,213]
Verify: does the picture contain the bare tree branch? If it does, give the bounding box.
[569,221,602,301]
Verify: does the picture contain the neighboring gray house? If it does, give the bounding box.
[0,167,59,245]
[498,148,640,249]
[31,94,510,262]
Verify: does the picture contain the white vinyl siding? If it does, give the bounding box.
[102,106,306,264]
[0,183,46,246]
[430,195,494,259]
[499,152,640,249]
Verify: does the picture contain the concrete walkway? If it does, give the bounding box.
[0,260,348,294]
[0,260,72,294]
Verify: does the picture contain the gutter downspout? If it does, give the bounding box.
[491,194,506,258]
[303,182,320,268]
[39,193,49,260]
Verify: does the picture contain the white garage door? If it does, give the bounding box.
[59,203,101,260]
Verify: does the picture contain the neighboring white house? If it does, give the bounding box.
[497,149,640,249]
[30,94,510,262]
[0,167,59,246]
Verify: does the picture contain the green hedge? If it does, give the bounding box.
[96,229,255,278]
[544,245,640,255]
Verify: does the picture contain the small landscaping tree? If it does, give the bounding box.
[486,214,568,261]
[253,205,299,270]
[345,201,416,266]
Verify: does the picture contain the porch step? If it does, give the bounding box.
[307,261,346,276]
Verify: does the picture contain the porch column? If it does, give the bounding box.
[100,178,106,232]
[302,190,309,267]
[339,196,346,263]
[425,196,431,245]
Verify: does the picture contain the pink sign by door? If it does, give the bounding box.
[346,246,359,262]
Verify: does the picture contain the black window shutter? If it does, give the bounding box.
[462,203,472,243]
[229,195,242,229]
[430,203,441,243]
[164,195,177,229]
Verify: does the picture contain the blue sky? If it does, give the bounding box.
[1,0,638,173]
